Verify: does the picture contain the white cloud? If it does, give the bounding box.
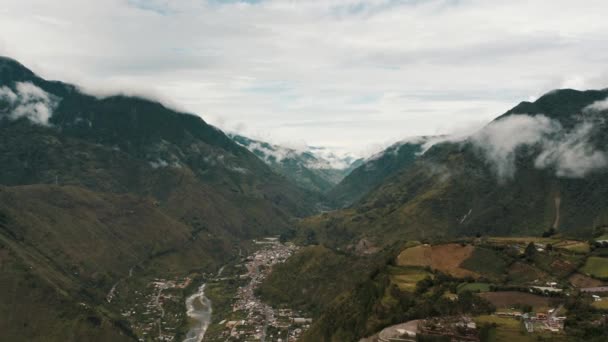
[471,115,561,180]
[584,97,608,113]
[0,82,59,125]
[471,114,607,180]
[2,1,608,153]
[535,121,607,177]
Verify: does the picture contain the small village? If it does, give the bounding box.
[116,275,194,341]
[215,238,313,341]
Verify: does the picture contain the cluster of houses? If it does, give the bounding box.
[218,241,312,341]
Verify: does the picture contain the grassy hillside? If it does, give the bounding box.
[0,185,232,341]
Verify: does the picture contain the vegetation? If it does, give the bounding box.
[581,257,608,279]
[0,57,321,341]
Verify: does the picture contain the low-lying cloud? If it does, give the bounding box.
[583,96,608,113]
[535,121,607,177]
[471,114,607,180]
[0,82,59,125]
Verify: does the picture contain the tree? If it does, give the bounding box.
[525,242,537,260]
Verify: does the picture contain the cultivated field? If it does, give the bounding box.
[479,291,554,311]
[387,266,432,292]
[581,257,608,278]
[507,262,549,285]
[553,240,590,254]
[568,272,604,288]
[396,243,477,278]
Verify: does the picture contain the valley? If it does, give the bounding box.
[98,238,310,342]
[2,55,608,342]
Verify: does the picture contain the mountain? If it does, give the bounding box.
[229,134,362,194]
[327,137,437,208]
[0,56,318,341]
[299,88,608,248]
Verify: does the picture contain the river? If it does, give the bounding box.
[183,284,212,342]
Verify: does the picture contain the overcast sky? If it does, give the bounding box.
[2,0,608,156]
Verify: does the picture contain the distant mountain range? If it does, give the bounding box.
[229,134,363,193]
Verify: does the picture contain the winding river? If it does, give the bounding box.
[183,284,212,342]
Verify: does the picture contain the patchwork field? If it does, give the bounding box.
[396,243,477,278]
[474,315,529,342]
[568,272,604,288]
[474,315,568,342]
[581,257,608,279]
[592,298,608,310]
[387,266,432,292]
[507,262,549,285]
[553,240,590,254]
[479,291,554,311]
[461,247,508,279]
[487,237,560,245]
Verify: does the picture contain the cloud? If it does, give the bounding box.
[535,121,607,177]
[471,115,561,180]
[584,97,608,113]
[0,82,59,125]
[471,114,607,180]
[3,0,608,153]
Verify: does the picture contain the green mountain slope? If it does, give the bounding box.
[327,138,432,208]
[300,88,608,247]
[0,56,320,341]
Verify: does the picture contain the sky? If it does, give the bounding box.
[1,0,608,156]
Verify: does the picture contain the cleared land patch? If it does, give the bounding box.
[553,240,590,254]
[396,243,476,278]
[569,273,604,288]
[479,291,553,311]
[461,247,508,279]
[387,266,432,292]
[592,298,608,310]
[474,315,529,342]
[581,257,608,279]
[507,262,549,285]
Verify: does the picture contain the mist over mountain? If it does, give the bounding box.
[0,56,320,341]
[300,88,608,247]
[3,55,608,342]
[229,133,362,194]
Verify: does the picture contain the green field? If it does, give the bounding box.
[592,299,608,310]
[554,241,590,254]
[474,315,568,342]
[581,257,608,279]
[475,315,528,341]
[387,266,432,292]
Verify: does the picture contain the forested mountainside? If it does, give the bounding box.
[298,88,608,248]
[327,138,432,208]
[0,56,319,341]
